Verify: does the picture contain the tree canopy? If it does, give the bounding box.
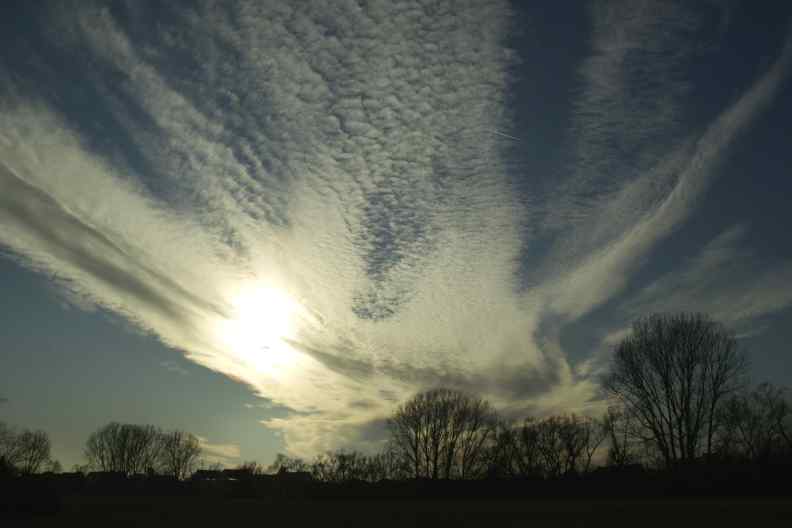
[603,312,747,467]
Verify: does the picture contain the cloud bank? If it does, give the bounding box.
[1,1,790,456]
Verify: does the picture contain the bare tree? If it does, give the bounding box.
[578,415,607,473]
[487,414,605,478]
[534,415,602,477]
[85,422,164,475]
[483,422,517,478]
[308,448,408,483]
[717,382,791,461]
[0,421,20,470]
[158,430,201,480]
[15,430,52,475]
[535,417,565,477]
[387,388,499,480]
[197,459,224,472]
[603,313,748,467]
[361,444,407,481]
[237,460,265,476]
[0,424,52,475]
[1,422,23,477]
[452,395,501,479]
[266,453,309,474]
[71,463,88,474]
[311,450,369,482]
[46,460,63,474]
[507,418,544,477]
[602,406,641,467]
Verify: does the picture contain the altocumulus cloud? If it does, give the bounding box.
[1,0,791,456]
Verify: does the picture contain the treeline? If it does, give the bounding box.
[1,422,202,481]
[83,423,201,480]
[259,407,608,483]
[3,312,792,495]
[301,314,791,484]
[258,382,792,486]
[258,313,792,487]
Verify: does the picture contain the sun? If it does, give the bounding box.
[215,285,305,375]
[233,286,298,342]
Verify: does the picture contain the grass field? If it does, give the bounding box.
[7,496,792,527]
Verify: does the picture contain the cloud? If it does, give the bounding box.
[626,224,792,327]
[578,222,792,381]
[196,436,241,466]
[160,360,190,376]
[0,0,532,456]
[535,2,706,251]
[0,1,790,457]
[530,10,792,323]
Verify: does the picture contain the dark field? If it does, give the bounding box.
[8,496,792,527]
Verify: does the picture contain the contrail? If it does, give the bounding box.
[487,129,521,141]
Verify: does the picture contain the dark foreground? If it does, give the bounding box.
[6,496,792,527]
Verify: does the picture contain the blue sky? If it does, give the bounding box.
[1,1,791,470]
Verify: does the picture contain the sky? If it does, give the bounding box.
[1,0,791,471]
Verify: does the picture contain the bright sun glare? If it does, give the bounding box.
[215,285,306,376]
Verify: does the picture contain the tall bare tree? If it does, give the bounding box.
[603,313,747,467]
[85,422,163,475]
[158,430,201,480]
[387,388,499,480]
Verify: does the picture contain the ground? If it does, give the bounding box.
[6,496,792,527]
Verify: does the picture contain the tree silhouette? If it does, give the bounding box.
[717,382,791,462]
[237,460,265,475]
[361,444,406,481]
[387,388,498,479]
[602,406,640,468]
[311,450,368,482]
[490,414,605,478]
[45,459,62,474]
[1,421,20,477]
[84,422,163,475]
[266,453,309,474]
[158,430,201,480]
[14,430,51,475]
[603,313,747,467]
[487,419,540,478]
[0,423,52,475]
